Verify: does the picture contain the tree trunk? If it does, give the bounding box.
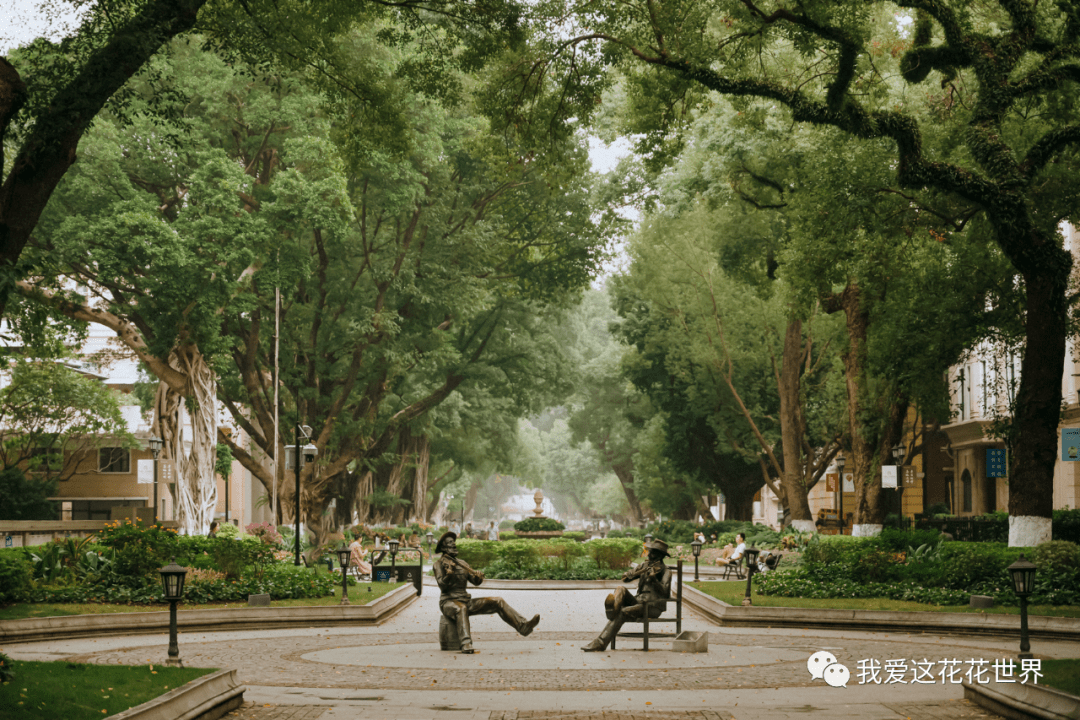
[778,317,815,531]
[1008,265,1067,545]
[151,346,217,535]
[611,459,643,524]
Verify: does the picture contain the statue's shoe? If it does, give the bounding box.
[460,646,476,654]
[519,614,540,637]
[581,638,607,652]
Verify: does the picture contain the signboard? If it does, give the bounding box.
[1062,428,1080,461]
[986,448,1007,477]
[903,466,917,487]
[842,472,854,493]
[137,459,154,484]
[825,473,838,493]
[882,465,898,489]
[4,535,11,548]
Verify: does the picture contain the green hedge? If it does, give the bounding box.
[449,537,643,577]
[765,532,1080,605]
[513,517,565,532]
[26,564,336,604]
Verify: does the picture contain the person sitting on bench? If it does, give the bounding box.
[582,538,672,652]
[716,533,746,568]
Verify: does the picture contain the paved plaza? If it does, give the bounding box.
[6,588,1074,719]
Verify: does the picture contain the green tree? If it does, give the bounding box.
[515,0,1080,544]
[0,467,57,521]
[0,354,134,483]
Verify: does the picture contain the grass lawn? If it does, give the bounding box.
[0,660,214,719]
[689,581,1080,618]
[0,582,405,621]
[1040,659,1080,696]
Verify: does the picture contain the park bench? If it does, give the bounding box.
[610,559,683,651]
[721,555,745,580]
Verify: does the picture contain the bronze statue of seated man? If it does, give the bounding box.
[582,538,672,652]
[434,531,540,654]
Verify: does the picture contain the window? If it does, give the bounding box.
[98,447,131,473]
[961,469,973,513]
[68,499,145,521]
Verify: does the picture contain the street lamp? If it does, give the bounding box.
[1007,555,1037,659]
[148,436,163,522]
[388,537,400,581]
[690,538,703,582]
[285,424,318,566]
[336,545,352,606]
[644,533,653,545]
[158,558,188,666]
[835,452,846,534]
[741,546,761,606]
[891,443,906,526]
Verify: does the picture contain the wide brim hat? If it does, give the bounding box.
[435,531,457,554]
[645,538,669,556]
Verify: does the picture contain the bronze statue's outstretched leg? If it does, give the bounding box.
[466,597,540,636]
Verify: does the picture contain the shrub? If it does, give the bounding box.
[1054,508,1080,544]
[606,530,625,538]
[246,523,284,547]
[562,531,587,541]
[0,551,32,603]
[587,538,642,570]
[536,538,587,570]
[877,528,942,552]
[0,651,13,682]
[455,539,500,569]
[495,540,542,571]
[514,518,565,532]
[95,520,180,583]
[215,522,240,539]
[1031,540,1080,572]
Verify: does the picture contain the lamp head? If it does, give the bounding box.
[836,453,846,471]
[690,538,703,557]
[158,557,187,601]
[335,545,351,569]
[148,436,164,458]
[1007,554,1037,597]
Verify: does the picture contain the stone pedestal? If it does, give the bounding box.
[439,614,461,651]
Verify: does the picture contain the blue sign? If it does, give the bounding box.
[986,449,1007,477]
[1063,428,1080,462]
[375,568,394,582]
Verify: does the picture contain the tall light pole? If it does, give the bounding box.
[891,443,907,523]
[148,437,163,522]
[835,453,846,534]
[288,424,317,566]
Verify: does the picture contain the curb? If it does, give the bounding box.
[681,585,1080,641]
[963,679,1080,720]
[109,668,244,720]
[0,585,417,644]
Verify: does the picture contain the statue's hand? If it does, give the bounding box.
[472,570,485,582]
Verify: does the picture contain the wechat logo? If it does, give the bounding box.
[807,651,850,688]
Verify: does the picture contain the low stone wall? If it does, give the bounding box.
[0,584,417,644]
[681,585,1080,641]
[963,678,1080,720]
[110,668,244,720]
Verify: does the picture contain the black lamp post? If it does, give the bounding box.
[1007,554,1037,659]
[388,537,400,581]
[158,558,188,666]
[690,538,703,581]
[741,546,761,606]
[835,453,846,533]
[644,533,653,545]
[892,443,906,523]
[336,545,352,605]
[287,424,317,566]
[148,436,163,522]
